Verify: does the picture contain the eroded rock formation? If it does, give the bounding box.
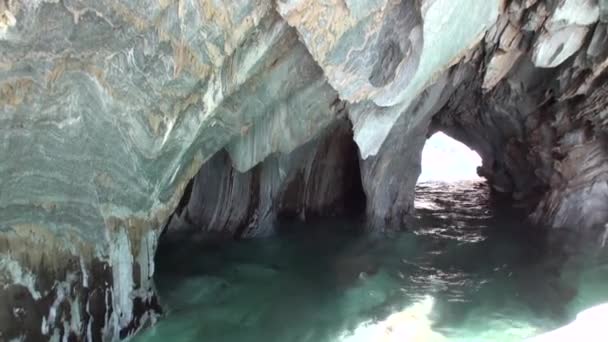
[0,0,607,340]
[163,119,365,240]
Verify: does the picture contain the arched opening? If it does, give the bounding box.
[414,131,490,226]
[418,131,482,183]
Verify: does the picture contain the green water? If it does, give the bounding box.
[134,182,608,342]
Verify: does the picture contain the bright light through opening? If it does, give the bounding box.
[418,132,482,183]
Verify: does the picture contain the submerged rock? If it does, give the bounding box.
[0,0,607,339]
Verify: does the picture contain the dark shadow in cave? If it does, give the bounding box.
[158,120,367,247]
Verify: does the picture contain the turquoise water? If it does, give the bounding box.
[134,181,608,342]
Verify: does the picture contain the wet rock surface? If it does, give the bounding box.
[0,0,607,339]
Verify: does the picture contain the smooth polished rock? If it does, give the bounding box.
[601,0,608,22]
[532,0,599,68]
[348,0,500,157]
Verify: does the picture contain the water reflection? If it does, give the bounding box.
[134,181,608,342]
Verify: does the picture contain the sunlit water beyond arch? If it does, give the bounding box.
[418,132,482,183]
[134,180,608,342]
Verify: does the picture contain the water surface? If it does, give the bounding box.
[135,181,608,342]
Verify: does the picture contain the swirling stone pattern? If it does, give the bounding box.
[0,0,607,340]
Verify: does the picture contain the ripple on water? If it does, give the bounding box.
[134,181,608,342]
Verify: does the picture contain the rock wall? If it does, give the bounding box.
[430,0,608,229]
[0,0,607,340]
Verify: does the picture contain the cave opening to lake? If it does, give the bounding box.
[140,128,608,342]
[418,131,482,184]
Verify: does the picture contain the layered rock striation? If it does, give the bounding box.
[0,0,607,340]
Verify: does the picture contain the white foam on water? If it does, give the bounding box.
[339,295,447,342]
[526,303,608,342]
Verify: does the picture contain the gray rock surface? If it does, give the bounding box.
[0,0,607,340]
